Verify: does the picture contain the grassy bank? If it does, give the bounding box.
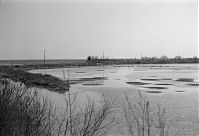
[0,67,68,93]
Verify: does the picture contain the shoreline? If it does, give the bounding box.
[0,57,198,69]
[0,67,68,93]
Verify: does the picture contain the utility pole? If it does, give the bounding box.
[43,49,46,65]
[141,52,143,60]
[103,52,104,60]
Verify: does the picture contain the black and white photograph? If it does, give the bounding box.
[0,0,198,136]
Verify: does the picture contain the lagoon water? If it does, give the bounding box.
[30,64,199,136]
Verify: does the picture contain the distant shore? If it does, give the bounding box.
[0,57,198,69]
[0,58,198,92]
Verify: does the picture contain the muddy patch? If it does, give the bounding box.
[186,83,199,86]
[175,78,194,82]
[126,82,150,85]
[79,77,107,81]
[143,86,167,89]
[82,83,103,86]
[146,91,163,93]
[68,77,107,84]
[75,71,86,73]
[160,78,172,80]
[115,78,121,80]
[96,70,104,71]
[175,90,185,92]
[155,83,172,85]
[141,79,160,81]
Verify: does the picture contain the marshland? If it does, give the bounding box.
[0,0,198,135]
[0,62,198,136]
[29,63,199,136]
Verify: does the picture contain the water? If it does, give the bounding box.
[30,64,199,136]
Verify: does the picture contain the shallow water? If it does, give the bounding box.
[30,64,199,136]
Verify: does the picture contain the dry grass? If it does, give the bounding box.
[0,67,67,93]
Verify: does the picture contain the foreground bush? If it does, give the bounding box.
[0,80,114,136]
[124,91,173,136]
[0,80,55,136]
[0,80,175,136]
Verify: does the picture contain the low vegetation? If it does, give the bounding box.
[0,67,67,93]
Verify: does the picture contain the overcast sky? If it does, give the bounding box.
[0,0,197,60]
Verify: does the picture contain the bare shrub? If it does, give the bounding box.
[0,76,175,136]
[54,91,115,136]
[51,69,115,136]
[0,80,56,136]
[124,91,173,136]
[0,79,114,136]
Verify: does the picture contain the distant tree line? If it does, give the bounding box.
[87,55,199,64]
[86,56,110,65]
